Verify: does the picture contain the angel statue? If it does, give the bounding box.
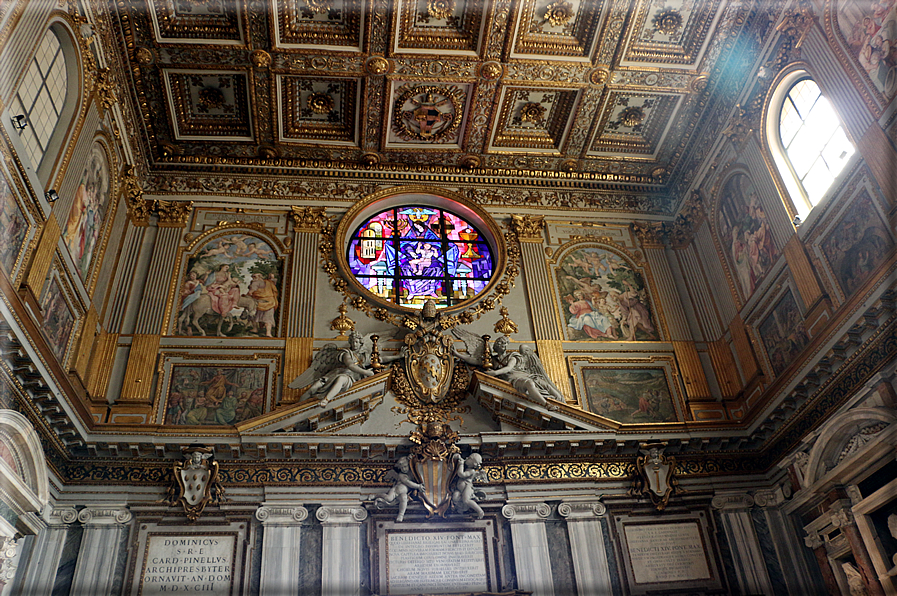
[452,330,562,411]
[288,331,375,406]
[372,456,425,522]
[450,452,486,519]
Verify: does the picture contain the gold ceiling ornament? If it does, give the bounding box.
[198,86,226,110]
[121,164,151,227]
[460,154,480,169]
[93,68,117,118]
[651,166,666,179]
[307,92,334,114]
[303,0,333,14]
[249,49,271,68]
[519,102,547,125]
[619,106,645,127]
[559,159,577,173]
[155,200,194,228]
[543,0,575,27]
[689,74,709,94]
[494,306,518,337]
[330,303,356,339]
[508,214,545,242]
[478,61,503,80]
[392,85,464,143]
[160,142,179,157]
[365,56,391,75]
[427,0,455,20]
[258,145,279,159]
[134,47,155,66]
[589,68,610,86]
[290,205,328,232]
[652,7,683,36]
[361,152,380,166]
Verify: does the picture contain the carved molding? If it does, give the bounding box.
[804,531,823,549]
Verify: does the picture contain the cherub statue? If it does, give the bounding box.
[452,330,562,410]
[288,331,377,406]
[372,456,425,522]
[451,452,486,519]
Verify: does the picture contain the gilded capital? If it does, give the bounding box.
[776,5,816,49]
[509,214,545,242]
[290,206,328,233]
[155,200,193,227]
[93,68,118,117]
[666,191,705,248]
[121,164,151,226]
[631,221,665,248]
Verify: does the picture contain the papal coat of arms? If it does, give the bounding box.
[392,85,464,143]
[164,446,226,521]
[629,445,680,511]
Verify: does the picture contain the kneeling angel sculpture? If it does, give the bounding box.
[288,331,374,406]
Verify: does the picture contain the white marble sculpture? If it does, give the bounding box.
[373,456,425,522]
[451,453,486,519]
[287,331,374,405]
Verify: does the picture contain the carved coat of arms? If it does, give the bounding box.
[165,447,226,521]
[629,445,679,511]
[392,85,463,143]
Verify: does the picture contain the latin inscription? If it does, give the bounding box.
[140,535,235,595]
[625,522,711,585]
[387,531,487,595]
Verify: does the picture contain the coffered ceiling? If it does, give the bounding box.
[110,0,761,210]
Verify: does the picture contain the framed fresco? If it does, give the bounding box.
[715,172,779,302]
[62,140,112,286]
[156,354,279,426]
[819,188,894,299]
[552,243,659,342]
[175,230,284,338]
[570,356,683,424]
[831,0,897,103]
[758,288,810,377]
[0,161,33,279]
[39,267,78,364]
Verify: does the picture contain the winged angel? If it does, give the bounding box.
[288,330,387,406]
[451,329,562,411]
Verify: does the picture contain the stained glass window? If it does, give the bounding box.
[346,205,495,309]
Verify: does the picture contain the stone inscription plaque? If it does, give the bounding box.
[624,522,711,585]
[386,530,488,595]
[138,534,236,595]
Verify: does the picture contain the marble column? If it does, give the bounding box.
[256,504,308,596]
[712,493,773,596]
[558,501,612,595]
[317,506,367,596]
[502,503,555,596]
[69,507,132,596]
[804,531,841,596]
[754,489,822,596]
[11,507,77,596]
[830,503,885,596]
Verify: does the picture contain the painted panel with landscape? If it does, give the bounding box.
[758,289,810,377]
[63,142,110,283]
[0,171,27,276]
[164,365,267,426]
[581,368,677,424]
[820,189,893,298]
[717,173,778,300]
[40,277,75,363]
[555,246,658,341]
[838,0,897,99]
[177,233,282,337]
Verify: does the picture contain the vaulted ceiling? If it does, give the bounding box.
[110,0,763,214]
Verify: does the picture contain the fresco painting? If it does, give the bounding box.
[164,365,267,426]
[63,142,110,283]
[0,171,27,275]
[820,189,893,298]
[177,233,281,337]
[759,290,810,377]
[581,368,677,424]
[717,173,778,300]
[841,0,897,99]
[40,278,75,363]
[555,246,658,341]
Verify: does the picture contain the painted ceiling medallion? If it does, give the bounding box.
[519,102,547,125]
[543,0,575,27]
[308,92,335,114]
[393,85,463,143]
[427,0,455,20]
[619,106,645,127]
[652,7,683,36]
[303,0,333,15]
[197,86,226,110]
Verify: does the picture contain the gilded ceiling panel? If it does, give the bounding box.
[273,0,364,50]
[588,91,681,157]
[149,0,245,44]
[277,75,360,144]
[509,0,609,61]
[392,0,486,56]
[384,82,472,149]
[488,86,579,153]
[164,70,254,140]
[620,0,722,67]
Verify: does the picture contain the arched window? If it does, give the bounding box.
[10,28,68,170]
[767,73,855,221]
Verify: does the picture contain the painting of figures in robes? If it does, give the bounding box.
[820,189,893,298]
[164,365,267,426]
[0,171,27,275]
[555,246,658,341]
[40,277,75,363]
[839,0,897,99]
[717,173,778,300]
[63,141,110,283]
[177,233,282,338]
[759,290,810,377]
[581,368,677,424]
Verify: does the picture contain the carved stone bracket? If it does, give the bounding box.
[509,214,546,243]
[557,501,606,520]
[77,506,132,526]
[290,206,329,233]
[501,502,552,521]
[156,200,193,228]
[255,505,309,524]
[316,506,368,524]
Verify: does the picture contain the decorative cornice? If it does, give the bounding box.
[804,530,823,549]
[155,200,193,228]
[501,502,552,521]
[666,190,706,248]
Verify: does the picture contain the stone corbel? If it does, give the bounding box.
[501,502,552,522]
[77,506,132,526]
[255,505,309,525]
[710,492,755,510]
[315,506,368,524]
[557,501,606,520]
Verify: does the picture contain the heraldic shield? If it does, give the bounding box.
[408,421,460,517]
[171,448,221,521]
[404,335,454,404]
